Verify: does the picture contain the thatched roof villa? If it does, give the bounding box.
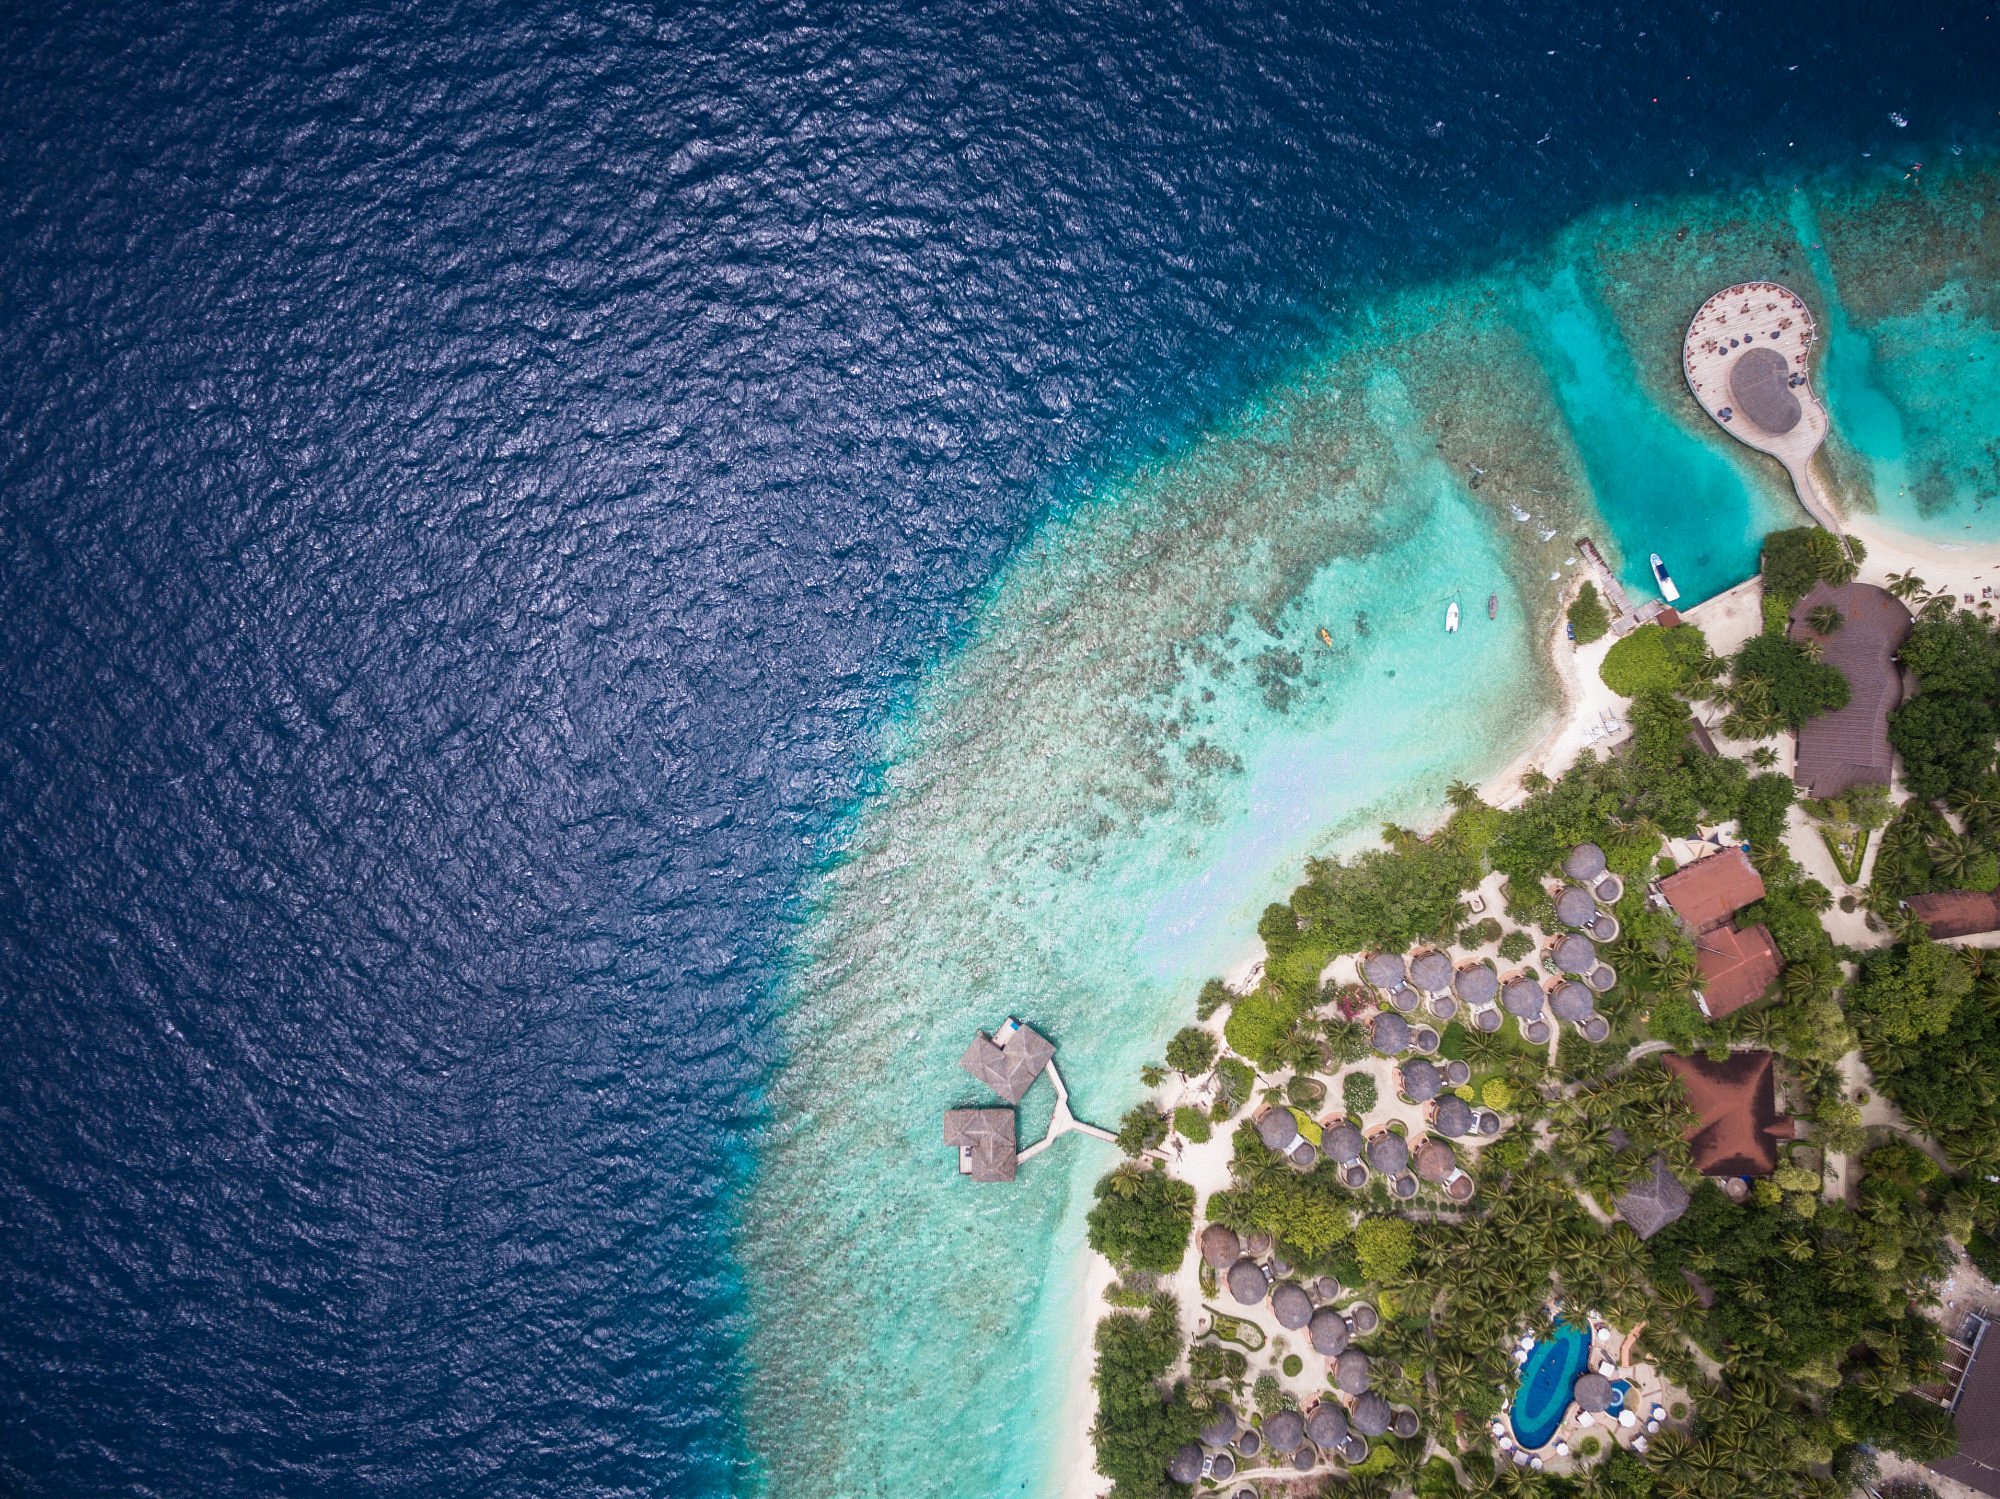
[1305,1401,1348,1449]
[1788,580,1913,798]
[1201,1404,1239,1449]
[1433,1095,1475,1137]
[1565,843,1608,882]
[1226,1257,1269,1305]
[1271,1280,1313,1330]
[1400,1058,1443,1103]
[1264,1408,1306,1455]
[1413,1137,1458,1183]
[1256,1106,1299,1152]
[1370,1012,1411,1056]
[1335,1348,1372,1394]
[1168,1444,1204,1484]
[1199,1222,1241,1270]
[1502,976,1545,1020]
[1362,951,1407,990]
[1310,1306,1351,1356]
[1322,1119,1364,1165]
[1352,1390,1393,1438]
[958,1020,1054,1104]
[1366,1130,1408,1175]
[1410,949,1454,993]
[1574,1371,1615,1414]
[1554,884,1597,929]
[1454,963,1500,1006]
[1552,932,1598,975]
[942,1108,1017,1182]
[1615,1154,1693,1239]
[1550,981,1596,1025]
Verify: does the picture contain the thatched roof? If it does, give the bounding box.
[1410,950,1454,992]
[1236,1427,1261,1457]
[958,1024,1055,1104]
[1335,1348,1372,1394]
[1200,1222,1242,1269]
[1392,1407,1421,1438]
[1550,981,1595,1023]
[1352,1391,1393,1438]
[1365,1132,1408,1175]
[1209,1452,1235,1481]
[1453,963,1499,1005]
[1306,1402,1349,1448]
[1552,933,1598,974]
[1729,343,1802,433]
[1362,951,1406,989]
[1414,1138,1458,1183]
[1226,1258,1268,1305]
[1471,1005,1501,1032]
[1369,1013,1410,1055]
[1400,1058,1443,1102]
[1391,1171,1418,1199]
[1555,885,1597,928]
[1587,963,1618,992]
[1428,993,1458,1021]
[1168,1443,1204,1484]
[1502,976,1544,1019]
[1271,1281,1313,1329]
[1589,914,1621,943]
[1309,1306,1351,1356]
[1347,1301,1379,1335]
[1257,1107,1299,1151]
[1342,1163,1369,1189]
[1386,984,1420,1014]
[1433,1095,1475,1137]
[1201,1404,1239,1448]
[1315,1275,1343,1301]
[1574,1372,1614,1413]
[1340,1434,1370,1465]
[1446,1173,1476,1202]
[942,1108,1018,1182]
[1581,1015,1611,1044]
[1595,874,1625,904]
[1412,1026,1439,1053]
[1478,1109,1501,1135]
[1523,1019,1550,1045]
[1616,1154,1693,1240]
[1442,1060,1471,1087]
[1565,843,1608,881]
[1322,1119,1364,1164]
[1264,1409,1306,1454]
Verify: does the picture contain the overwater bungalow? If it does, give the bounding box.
[1454,962,1499,1007]
[1264,1408,1306,1455]
[1200,1223,1241,1270]
[1433,1095,1475,1137]
[1552,933,1598,975]
[1335,1348,1372,1395]
[1410,949,1454,994]
[1549,981,1595,1026]
[958,1020,1054,1104]
[1352,1391,1393,1438]
[1554,885,1597,929]
[1271,1281,1313,1330]
[1322,1118,1364,1165]
[1361,951,1407,990]
[942,1108,1017,1182]
[1413,1137,1458,1183]
[1502,976,1544,1020]
[1399,1058,1443,1103]
[1305,1402,1349,1450]
[1309,1305,1351,1357]
[1369,1012,1410,1056]
[1565,843,1608,882]
[1365,1130,1408,1176]
[1226,1257,1269,1306]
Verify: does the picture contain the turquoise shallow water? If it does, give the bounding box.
[741,158,2000,1499]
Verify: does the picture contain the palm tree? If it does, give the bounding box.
[1750,745,1778,769]
[1522,768,1552,793]
[1106,1161,1147,1199]
[1931,830,1978,886]
[1446,778,1481,811]
[1887,569,1929,601]
[1781,962,1823,1004]
[1139,1063,1167,1088]
[1799,635,1827,664]
[1921,591,1958,623]
[1806,603,1845,634]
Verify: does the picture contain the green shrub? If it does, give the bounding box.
[1223,988,1301,1069]
[1196,978,1231,1020]
[1568,581,1611,645]
[1497,929,1534,962]
[1353,1217,1416,1283]
[1343,1072,1379,1117]
[1281,1354,1303,1377]
[1730,634,1850,729]
[1091,1297,1200,1496]
[1087,1167,1196,1274]
[1211,1055,1256,1121]
[1481,1078,1514,1111]
[1601,622,1712,697]
[1172,1106,1213,1144]
[1165,1026,1218,1076]
[1116,1102,1170,1157]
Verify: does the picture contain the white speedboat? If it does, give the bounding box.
[1650,553,1680,604]
[1445,600,1460,633]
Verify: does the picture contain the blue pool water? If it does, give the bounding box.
[1510,1321,1592,1450]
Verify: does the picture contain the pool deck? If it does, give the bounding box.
[1683,282,1843,534]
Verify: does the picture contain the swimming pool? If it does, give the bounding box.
[1509,1321,1591,1450]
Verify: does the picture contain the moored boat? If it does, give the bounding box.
[1488,593,1498,620]
[1650,552,1680,604]
[1318,626,1334,649]
[1445,601,1460,633]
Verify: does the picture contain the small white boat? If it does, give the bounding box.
[1650,552,1680,603]
[1445,600,1460,633]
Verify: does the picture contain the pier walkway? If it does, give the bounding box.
[1016,1059,1115,1164]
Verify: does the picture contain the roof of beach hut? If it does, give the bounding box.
[1414,1138,1458,1183]
[1361,951,1406,989]
[1410,950,1453,992]
[1582,1014,1611,1044]
[1209,1452,1235,1481]
[1588,963,1618,992]
[1555,885,1597,928]
[1553,933,1598,974]
[1342,1163,1370,1188]
[1502,976,1544,1019]
[1392,1407,1421,1439]
[1442,1059,1471,1086]
[1413,1026,1439,1052]
[1472,1005,1502,1032]
[1453,963,1499,1004]
[1335,1348,1372,1394]
[1264,1409,1306,1454]
[1595,874,1625,903]
[1369,1012,1410,1055]
[1347,1301,1380,1335]
[1226,1258,1268,1306]
[1565,843,1608,881]
[1428,992,1458,1022]
[1309,1305,1351,1356]
[1386,984,1420,1014]
[1365,1132,1408,1175]
[1352,1391,1393,1437]
[1246,1230,1273,1256]
[1168,1444,1205,1484]
[1306,1402,1349,1448]
[1290,1448,1314,1472]
[1200,1223,1242,1270]
[1391,1171,1418,1199]
[1524,1020,1550,1045]
[1478,1109,1502,1135]
[1236,1427,1260,1457]
[1447,1173,1477,1202]
[1322,1119,1364,1164]
[1589,914,1621,943]
[1256,1107,1299,1151]
[1433,1095,1475,1137]
[1550,981,1595,1023]
[1201,1405,1239,1449]
[1271,1281,1313,1329]
[1316,1275,1343,1301]
[1400,1059,1443,1102]
[1574,1372,1615,1413]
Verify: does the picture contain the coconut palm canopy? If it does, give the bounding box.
[1168,1443,1204,1484]
[1554,884,1597,928]
[1410,949,1453,992]
[1309,1306,1350,1356]
[1335,1348,1372,1394]
[1199,1222,1241,1269]
[1550,981,1595,1022]
[1413,1138,1457,1182]
[1361,951,1406,989]
[1369,1012,1410,1055]
[1305,1403,1349,1447]
[1553,933,1597,973]
[1502,976,1544,1019]
[1322,1120,1364,1163]
[1226,1258,1268,1305]
[1433,1095,1475,1136]
[1201,1404,1239,1448]
[1565,842,1608,881]
[1257,1108,1299,1151]
[1352,1391,1393,1437]
[1574,1372,1614,1412]
[1264,1409,1306,1454]
[1453,963,1499,1004]
[1399,1058,1442,1102]
[1271,1280,1313,1329]
[1365,1132,1408,1174]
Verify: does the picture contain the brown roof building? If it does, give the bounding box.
[1693,921,1783,1018]
[1909,890,2000,941]
[959,1021,1054,1104]
[1789,581,1914,798]
[1664,1051,1793,1177]
[1658,846,1765,932]
[943,1108,1017,1182]
[1929,1317,2000,1496]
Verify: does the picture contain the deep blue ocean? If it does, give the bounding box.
[2,3,1996,1495]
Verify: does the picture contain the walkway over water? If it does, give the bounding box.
[1683,283,1842,533]
[1016,1060,1115,1164]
